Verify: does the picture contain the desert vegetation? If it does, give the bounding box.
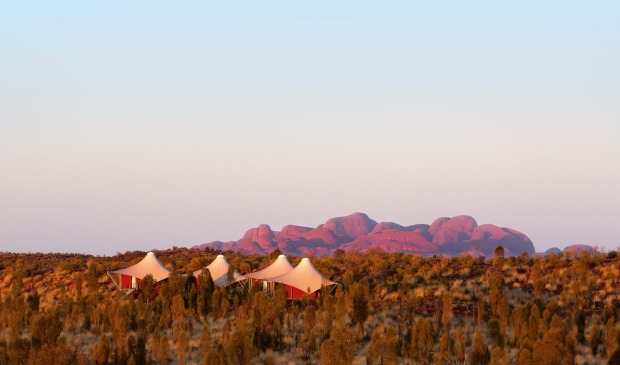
[1,246,620,364]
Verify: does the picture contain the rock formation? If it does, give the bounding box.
[194,213,537,257]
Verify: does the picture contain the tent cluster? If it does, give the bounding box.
[108,252,336,299]
[246,255,336,298]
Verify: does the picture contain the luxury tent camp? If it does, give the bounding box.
[244,254,294,294]
[266,257,337,299]
[109,252,171,292]
[192,254,246,288]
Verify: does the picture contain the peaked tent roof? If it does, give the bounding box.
[192,255,245,287]
[244,254,294,280]
[266,258,336,293]
[109,252,171,283]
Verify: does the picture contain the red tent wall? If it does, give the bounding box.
[121,275,131,289]
[120,275,142,289]
[281,284,319,299]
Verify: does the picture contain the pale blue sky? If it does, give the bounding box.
[1,1,619,254]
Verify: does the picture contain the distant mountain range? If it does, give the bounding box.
[193,213,543,257]
[544,244,596,255]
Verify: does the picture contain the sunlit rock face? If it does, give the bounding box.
[194,213,536,257]
[562,244,595,253]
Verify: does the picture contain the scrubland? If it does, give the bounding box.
[1,246,619,365]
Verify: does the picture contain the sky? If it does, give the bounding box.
[1,1,619,255]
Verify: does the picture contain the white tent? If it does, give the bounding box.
[193,254,245,288]
[109,252,171,290]
[244,254,294,280]
[266,258,336,298]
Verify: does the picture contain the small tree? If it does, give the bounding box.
[441,292,453,330]
[92,335,111,364]
[517,348,533,365]
[87,261,101,293]
[139,274,155,308]
[410,317,434,363]
[606,317,619,358]
[200,323,212,364]
[227,265,235,287]
[319,327,357,365]
[489,346,508,365]
[590,323,603,357]
[301,305,317,359]
[74,272,83,298]
[222,309,255,365]
[349,282,369,335]
[470,332,490,365]
[171,294,186,336]
[609,348,620,365]
[436,330,452,365]
[156,334,170,365]
[454,326,466,363]
[176,330,189,365]
[198,269,215,318]
[532,326,572,365]
[494,246,505,259]
[249,290,285,352]
[367,325,398,365]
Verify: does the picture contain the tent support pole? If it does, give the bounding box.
[329,284,338,294]
[124,289,135,298]
[108,272,121,290]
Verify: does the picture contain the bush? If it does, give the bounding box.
[609,348,620,365]
[59,258,85,272]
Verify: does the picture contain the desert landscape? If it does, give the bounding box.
[2,1,618,364]
[1,239,619,364]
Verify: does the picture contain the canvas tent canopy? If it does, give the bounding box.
[244,254,294,294]
[244,254,294,280]
[266,258,336,299]
[109,252,170,290]
[192,254,245,288]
